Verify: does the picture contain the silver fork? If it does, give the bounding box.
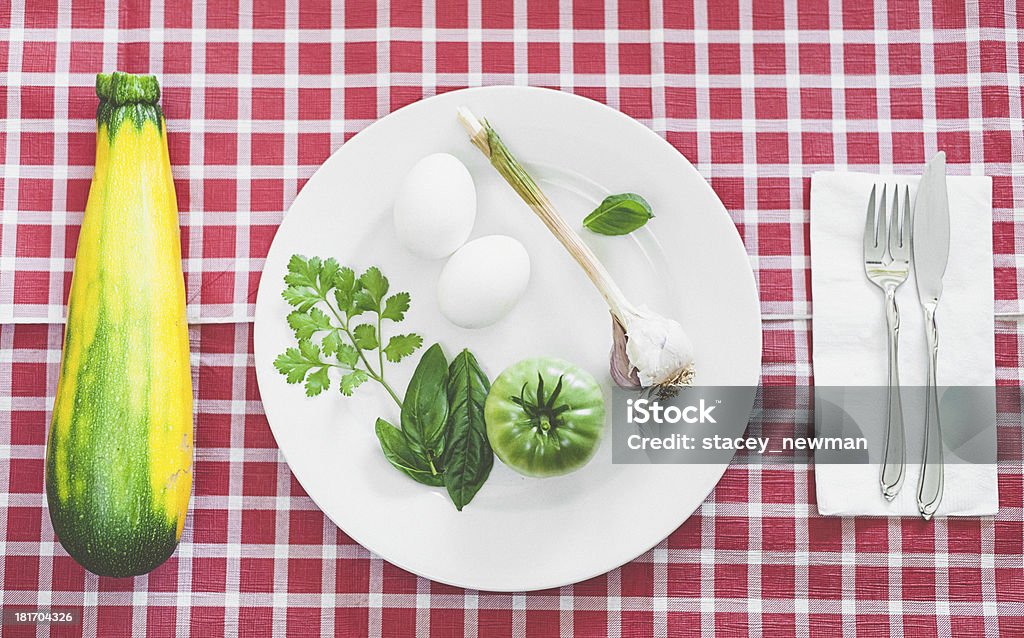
[863,184,912,500]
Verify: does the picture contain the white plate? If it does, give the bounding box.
[254,87,761,591]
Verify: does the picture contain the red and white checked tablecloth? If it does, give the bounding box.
[1,0,1023,636]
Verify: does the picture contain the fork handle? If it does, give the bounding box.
[880,288,906,500]
[917,303,944,520]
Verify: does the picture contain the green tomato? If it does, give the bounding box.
[484,357,605,478]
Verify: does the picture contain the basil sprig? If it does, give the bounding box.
[582,193,654,236]
[374,344,494,510]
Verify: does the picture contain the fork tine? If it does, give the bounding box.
[902,185,911,249]
[864,184,877,249]
[877,184,888,252]
[889,184,901,253]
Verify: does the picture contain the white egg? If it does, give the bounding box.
[393,153,476,260]
[438,235,531,329]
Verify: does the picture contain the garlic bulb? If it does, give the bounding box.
[457,107,696,389]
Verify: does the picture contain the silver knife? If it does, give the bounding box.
[912,151,950,520]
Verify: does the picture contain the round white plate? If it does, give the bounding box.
[254,87,761,591]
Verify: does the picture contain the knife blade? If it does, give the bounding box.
[913,152,950,304]
[912,151,949,520]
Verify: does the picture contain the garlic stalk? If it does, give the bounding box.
[457,107,695,389]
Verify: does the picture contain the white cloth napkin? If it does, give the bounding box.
[810,171,998,517]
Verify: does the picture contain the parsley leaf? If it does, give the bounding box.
[352,324,378,350]
[384,333,423,363]
[382,292,411,322]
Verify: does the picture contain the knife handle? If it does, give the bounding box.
[917,304,944,520]
[880,288,906,500]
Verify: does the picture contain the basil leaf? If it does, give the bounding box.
[442,349,493,510]
[582,193,654,236]
[375,418,443,487]
[401,343,449,459]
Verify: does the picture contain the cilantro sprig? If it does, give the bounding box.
[274,255,422,406]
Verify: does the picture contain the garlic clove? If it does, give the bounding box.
[610,314,642,389]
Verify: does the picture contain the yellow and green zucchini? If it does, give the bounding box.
[45,72,193,577]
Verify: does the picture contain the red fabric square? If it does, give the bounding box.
[13,271,49,304]
[299,88,331,120]
[299,0,331,28]
[807,517,843,552]
[711,132,744,164]
[757,132,786,164]
[887,0,920,28]
[241,509,277,545]
[72,0,104,28]
[808,565,843,599]
[707,0,739,28]
[667,613,702,638]
[7,507,42,542]
[758,177,791,209]
[207,0,239,28]
[287,559,322,594]
[934,42,967,73]
[756,89,788,119]
[195,459,230,496]
[525,610,559,638]
[984,129,1012,163]
[204,133,238,165]
[252,88,285,120]
[980,40,1007,73]
[391,1,421,27]
[889,43,922,74]
[762,564,795,599]
[666,561,701,597]
[798,43,830,74]
[252,133,285,165]
[620,561,653,597]
[528,42,560,74]
[344,0,375,27]
[381,562,417,594]
[573,0,603,29]
[16,224,50,257]
[842,0,875,28]
[664,43,695,74]
[252,43,285,74]
[97,605,132,631]
[206,42,239,74]
[759,222,793,255]
[619,43,651,75]
[483,42,515,74]
[846,132,880,164]
[240,558,275,593]
[24,0,58,27]
[336,558,371,593]
[935,86,969,119]
[147,608,177,638]
[714,563,748,599]
[23,40,56,73]
[391,41,422,73]
[345,42,377,74]
[20,131,54,166]
[253,0,286,28]
[190,557,227,593]
[204,179,237,212]
[21,85,55,119]
[843,43,876,74]
[902,567,937,601]
[70,41,103,74]
[299,42,332,74]
[982,85,1010,118]
[714,516,748,550]
[251,179,285,212]
[436,42,468,73]
[843,88,876,119]
[243,462,280,497]
[664,87,696,119]
[753,43,786,73]
[344,87,377,120]
[708,43,741,74]
[381,608,417,637]
[574,43,605,74]
[289,510,326,544]
[710,88,742,119]
[890,87,923,119]
[620,87,652,119]
[797,0,830,28]
[192,508,229,544]
[802,132,834,164]
[299,132,329,165]
[855,566,889,600]
[191,607,225,637]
